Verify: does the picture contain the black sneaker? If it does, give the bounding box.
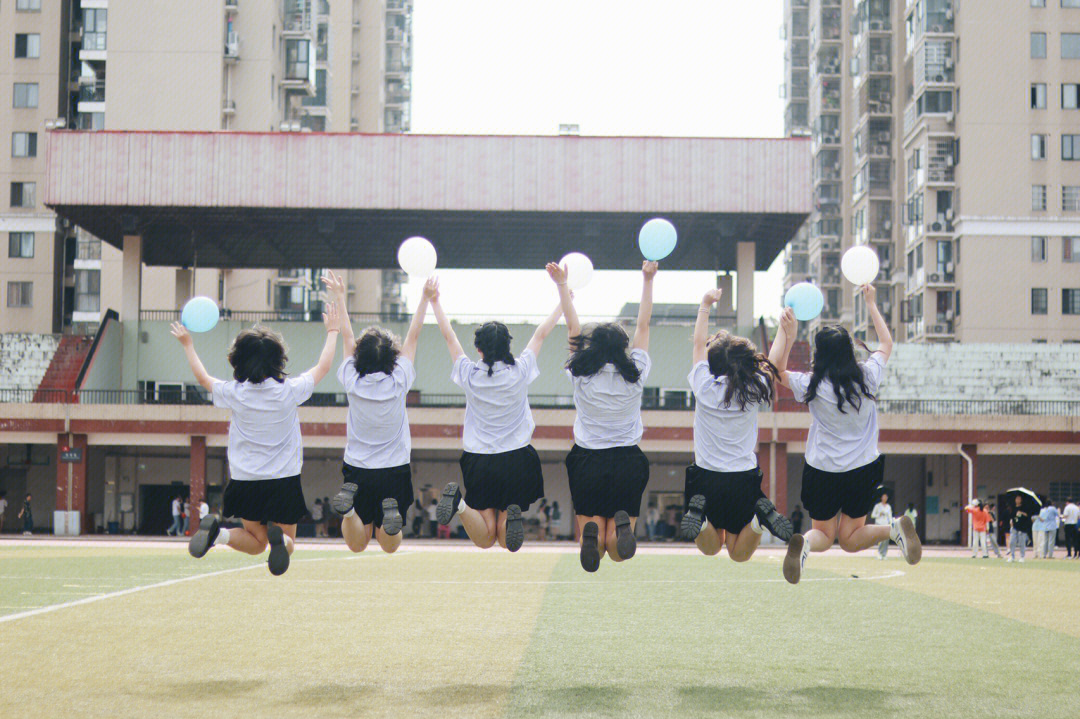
[505,504,524,552]
[188,514,220,558]
[754,497,794,541]
[436,482,462,526]
[331,482,358,516]
[381,498,403,536]
[266,523,290,576]
[580,521,601,572]
[613,510,636,560]
[681,494,706,540]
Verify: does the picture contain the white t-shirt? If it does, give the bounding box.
[212,373,315,480]
[871,502,893,525]
[1063,502,1080,525]
[311,503,324,521]
[171,498,181,516]
[568,348,652,449]
[338,356,416,469]
[788,353,886,473]
[689,361,767,472]
[199,502,209,518]
[452,348,540,454]
[0,498,7,515]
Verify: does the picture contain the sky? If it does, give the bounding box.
[404,0,787,321]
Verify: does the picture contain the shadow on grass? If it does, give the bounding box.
[533,685,627,712]
[281,682,380,707]
[151,679,265,700]
[420,682,510,707]
[678,685,912,715]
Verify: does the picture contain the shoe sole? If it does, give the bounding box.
[266,523,290,576]
[381,498,403,536]
[580,522,601,572]
[436,483,461,526]
[783,533,805,585]
[754,497,794,541]
[187,515,220,558]
[680,495,706,540]
[331,483,358,516]
[505,504,524,552]
[613,510,636,560]
[895,515,922,565]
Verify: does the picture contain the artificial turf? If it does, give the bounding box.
[0,543,1077,718]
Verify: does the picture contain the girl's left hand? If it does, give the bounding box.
[322,301,339,332]
[779,307,796,335]
[422,276,440,301]
[170,322,192,346]
[860,284,877,304]
[642,261,659,279]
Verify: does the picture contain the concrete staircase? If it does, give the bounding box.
[33,335,95,403]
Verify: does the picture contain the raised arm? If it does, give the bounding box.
[427,277,464,362]
[170,322,222,392]
[768,307,798,388]
[401,278,434,363]
[526,301,564,357]
[321,271,354,353]
[862,284,893,362]
[693,288,722,364]
[633,261,658,351]
[546,262,580,340]
[306,301,340,384]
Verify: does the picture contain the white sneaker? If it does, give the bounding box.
[1019,558,1025,563]
[783,534,808,585]
[890,516,922,565]
[1007,557,1013,563]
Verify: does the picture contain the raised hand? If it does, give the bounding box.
[321,270,346,301]
[642,261,659,279]
[860,283,877,305]
[701,288,723,306]
[322,301,340,332]
[546,262,568,285]
[779,307,796,335]
[423,276,440,302]
[170,321,192,347]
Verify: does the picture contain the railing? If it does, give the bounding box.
[0,388,72,403]
[137,309,700,326]
[78,82,105,103]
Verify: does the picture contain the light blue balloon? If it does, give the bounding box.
[181,296,220,333]
[638,218,678,261]
[783,282,825,322]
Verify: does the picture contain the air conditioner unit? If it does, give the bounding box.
[931,222,943,232]
[877,131,891,142]
[933,324,946,334]
[945,111,955,123]
[929,273,941,282]
[870,20,882,30]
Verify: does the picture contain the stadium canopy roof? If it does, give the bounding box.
[45,131,810,271]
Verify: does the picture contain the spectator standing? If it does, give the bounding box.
[321,496,332,538]
[0,491,7,533]
[311,499,325,537]
[17,492,32,535]
[870,492,892,559]
[199,500,209,519]
[904,503,918,527]
[1039,502,1060,559]
[646,502,660,541]
[166,495,183,536]
[790,504,804,536]
[427,499,438,538]
[411,499,424,537]
[537,499,549,541]
[550,501,562,539]
[985,503,1003,559]
[1007,495,1031,563]
[1031,505,1047,559]
[963,500,991,558]
[182,499,191,535]
[1062,498,1080,558]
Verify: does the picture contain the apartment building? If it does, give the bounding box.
[0,0,412,335]
[784,0,1080,344]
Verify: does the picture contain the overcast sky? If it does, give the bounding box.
[405,0,787,321]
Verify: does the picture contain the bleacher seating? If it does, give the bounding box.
[0,334,60,391]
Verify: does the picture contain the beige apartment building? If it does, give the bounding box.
[1,0,412,335]
[784,0,1080,343]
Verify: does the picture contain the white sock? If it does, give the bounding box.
[458,497,467,513]
[216,527,231,546]
[344,509,357,519]
[750,515,763,535]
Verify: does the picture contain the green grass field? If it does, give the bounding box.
[1,542,1078,719]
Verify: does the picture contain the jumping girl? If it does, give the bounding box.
[679,290,794,560]
[772,284,921,584]
[431,276,563,551]
[179,304,340,575]
[323,271,431,555]
[549,260,656,573]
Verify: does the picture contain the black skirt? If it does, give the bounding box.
[342,462,415,528]
[222,475,307,525]
[565,443,650,519]
[459,445,545,512]
[801,455,885,522]
[683,465,765,534]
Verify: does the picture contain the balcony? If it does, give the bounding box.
[790,71,809,100]
[225,0,238,13]
[785,102,809,134]
[78,81,105,103]
[282,0,312,36]
[870,200,893,239]
[813,114,841,148]
[386,0,411,12]
[792,9,809,38]
[854,118,892,162]
[816,77,842,111]
[857,76,892,118]
[915,39,954,88]
[927,138,956,184]
[858,0,892,33]
[222,99,236,116]
[820,6,842,41]
[814,149,841,182]
[814,46,841,77]
[812,218,843,240]
[921,0,954,35]
[225,31,240,60]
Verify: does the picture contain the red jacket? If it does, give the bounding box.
[965,506,991,532]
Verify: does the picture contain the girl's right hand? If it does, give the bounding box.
[546,262,568,286]
[170,322,192,347]
[422,276,440,301]
[701,288,722,306]
[779,307,796,335]
[861,284,877,304]
[321,270,346,300]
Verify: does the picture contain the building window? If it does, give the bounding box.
[284,39,311,80]
[1032,288,1049,315]
[1032,236,1048,261]
[13,82,38,108]
[1066,0,1080,7]
[1033,184,1048,211]
[1065,185,1080,211]
[9,182,35,207]
[1033,32,1048,58]
[1032,83,1047,109]
[15,0,40,10]
[1032,134,1048,159]
[6,281,32,307]
[74,270,101,313]
[1065,134,1080,159]
[1065,33,1080,58]
[83,8,108,51]
[1032,0,1046,6]
[8,232,33,258]
[14,33,40,58]
[11,132,36,158]
[1065,288,1080,314]
[1065,84,1080,108]
[1065,236,1080,260]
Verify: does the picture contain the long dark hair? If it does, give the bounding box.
[566,322,641,384]
[705,331,778,411]
[474,321,515,376]
[227,326,287,383]
[352,327,400,377]
[803,325,874,414]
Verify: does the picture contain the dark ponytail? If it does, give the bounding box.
[352,327,400,377]
[474,322,515,376]
[566,322,641,384]
[803,325,874,413]
[705,331,777,410]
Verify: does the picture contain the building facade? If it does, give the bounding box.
[783,0,1080,344]
[0,0,412,335]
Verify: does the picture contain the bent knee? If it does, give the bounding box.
[838,538,862,553]
[729,552,753,563]
[699,544,722,557]
[345,538,368,553]
[246,540,269,555]
[379,541,399,554]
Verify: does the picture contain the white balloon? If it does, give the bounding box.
[397,236,437,278]
[841,245,880,286]
[559,252,594,291]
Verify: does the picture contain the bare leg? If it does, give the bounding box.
[278,523,297,555]
[837,514,890,553]
[495,510,509,549]
[695,525,724,556]
[805,517,839,552]
[374,526,402,553]
[226,519,271,555]
[726,523,762,562]
[460,506,498,549]
[341,511,373,553]
[604,517,637,562]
